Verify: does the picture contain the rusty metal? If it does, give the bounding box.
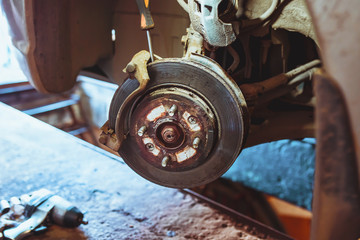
[311,70,360,240]
[305,0,360,180]
[99,50,151,152]
[245,108,315,148]
[116,50,152,136]
[188,54,249,134]
[303,1,360,238]
[240,59,321,106]
[160,124,183,146]
[130,86,216,170]
[109,56,248,187]
[255,69,316,106]
[99,120,121,151]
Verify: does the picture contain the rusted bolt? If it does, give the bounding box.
[157,123,185,148]
[161,156,170,167]
[188,116,197,124]
[192,137,200,149]
[145,143,154,151]
[138,125,147,136]
[168,104,178,116]
[126,62,136,73]
[161,126,180,144]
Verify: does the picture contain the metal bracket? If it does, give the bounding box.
[181,26,204,58]
[99,120,120,151]
[99,50,152,152]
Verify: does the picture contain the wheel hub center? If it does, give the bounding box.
[130,86,217,171]
[157,122,184,148]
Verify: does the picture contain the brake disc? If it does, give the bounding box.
[109,57,248,188]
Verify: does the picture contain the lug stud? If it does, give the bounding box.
[168,104,178,116]
[192,137,200,149]
[161,156,170,167]
[138,125,147,136]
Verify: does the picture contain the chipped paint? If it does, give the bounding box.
[147,105,166,122]
[176,146,197,163]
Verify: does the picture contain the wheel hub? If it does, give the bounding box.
[130,87,217,170]
[109,57,248,188]
[158,123,183,147]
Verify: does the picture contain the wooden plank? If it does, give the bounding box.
[0,103,291,240]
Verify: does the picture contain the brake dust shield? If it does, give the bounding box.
[108,57,248,188]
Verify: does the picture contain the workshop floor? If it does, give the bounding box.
[82,128,312,240]
[1,103,295,240]
[0,82,312,240]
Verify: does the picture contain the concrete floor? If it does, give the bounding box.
[0,103,292,240]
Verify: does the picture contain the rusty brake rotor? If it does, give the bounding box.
[109,57,248,188]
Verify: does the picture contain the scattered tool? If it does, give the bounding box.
[1,189,87,240]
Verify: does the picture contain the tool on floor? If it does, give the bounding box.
[1,189,87,240]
